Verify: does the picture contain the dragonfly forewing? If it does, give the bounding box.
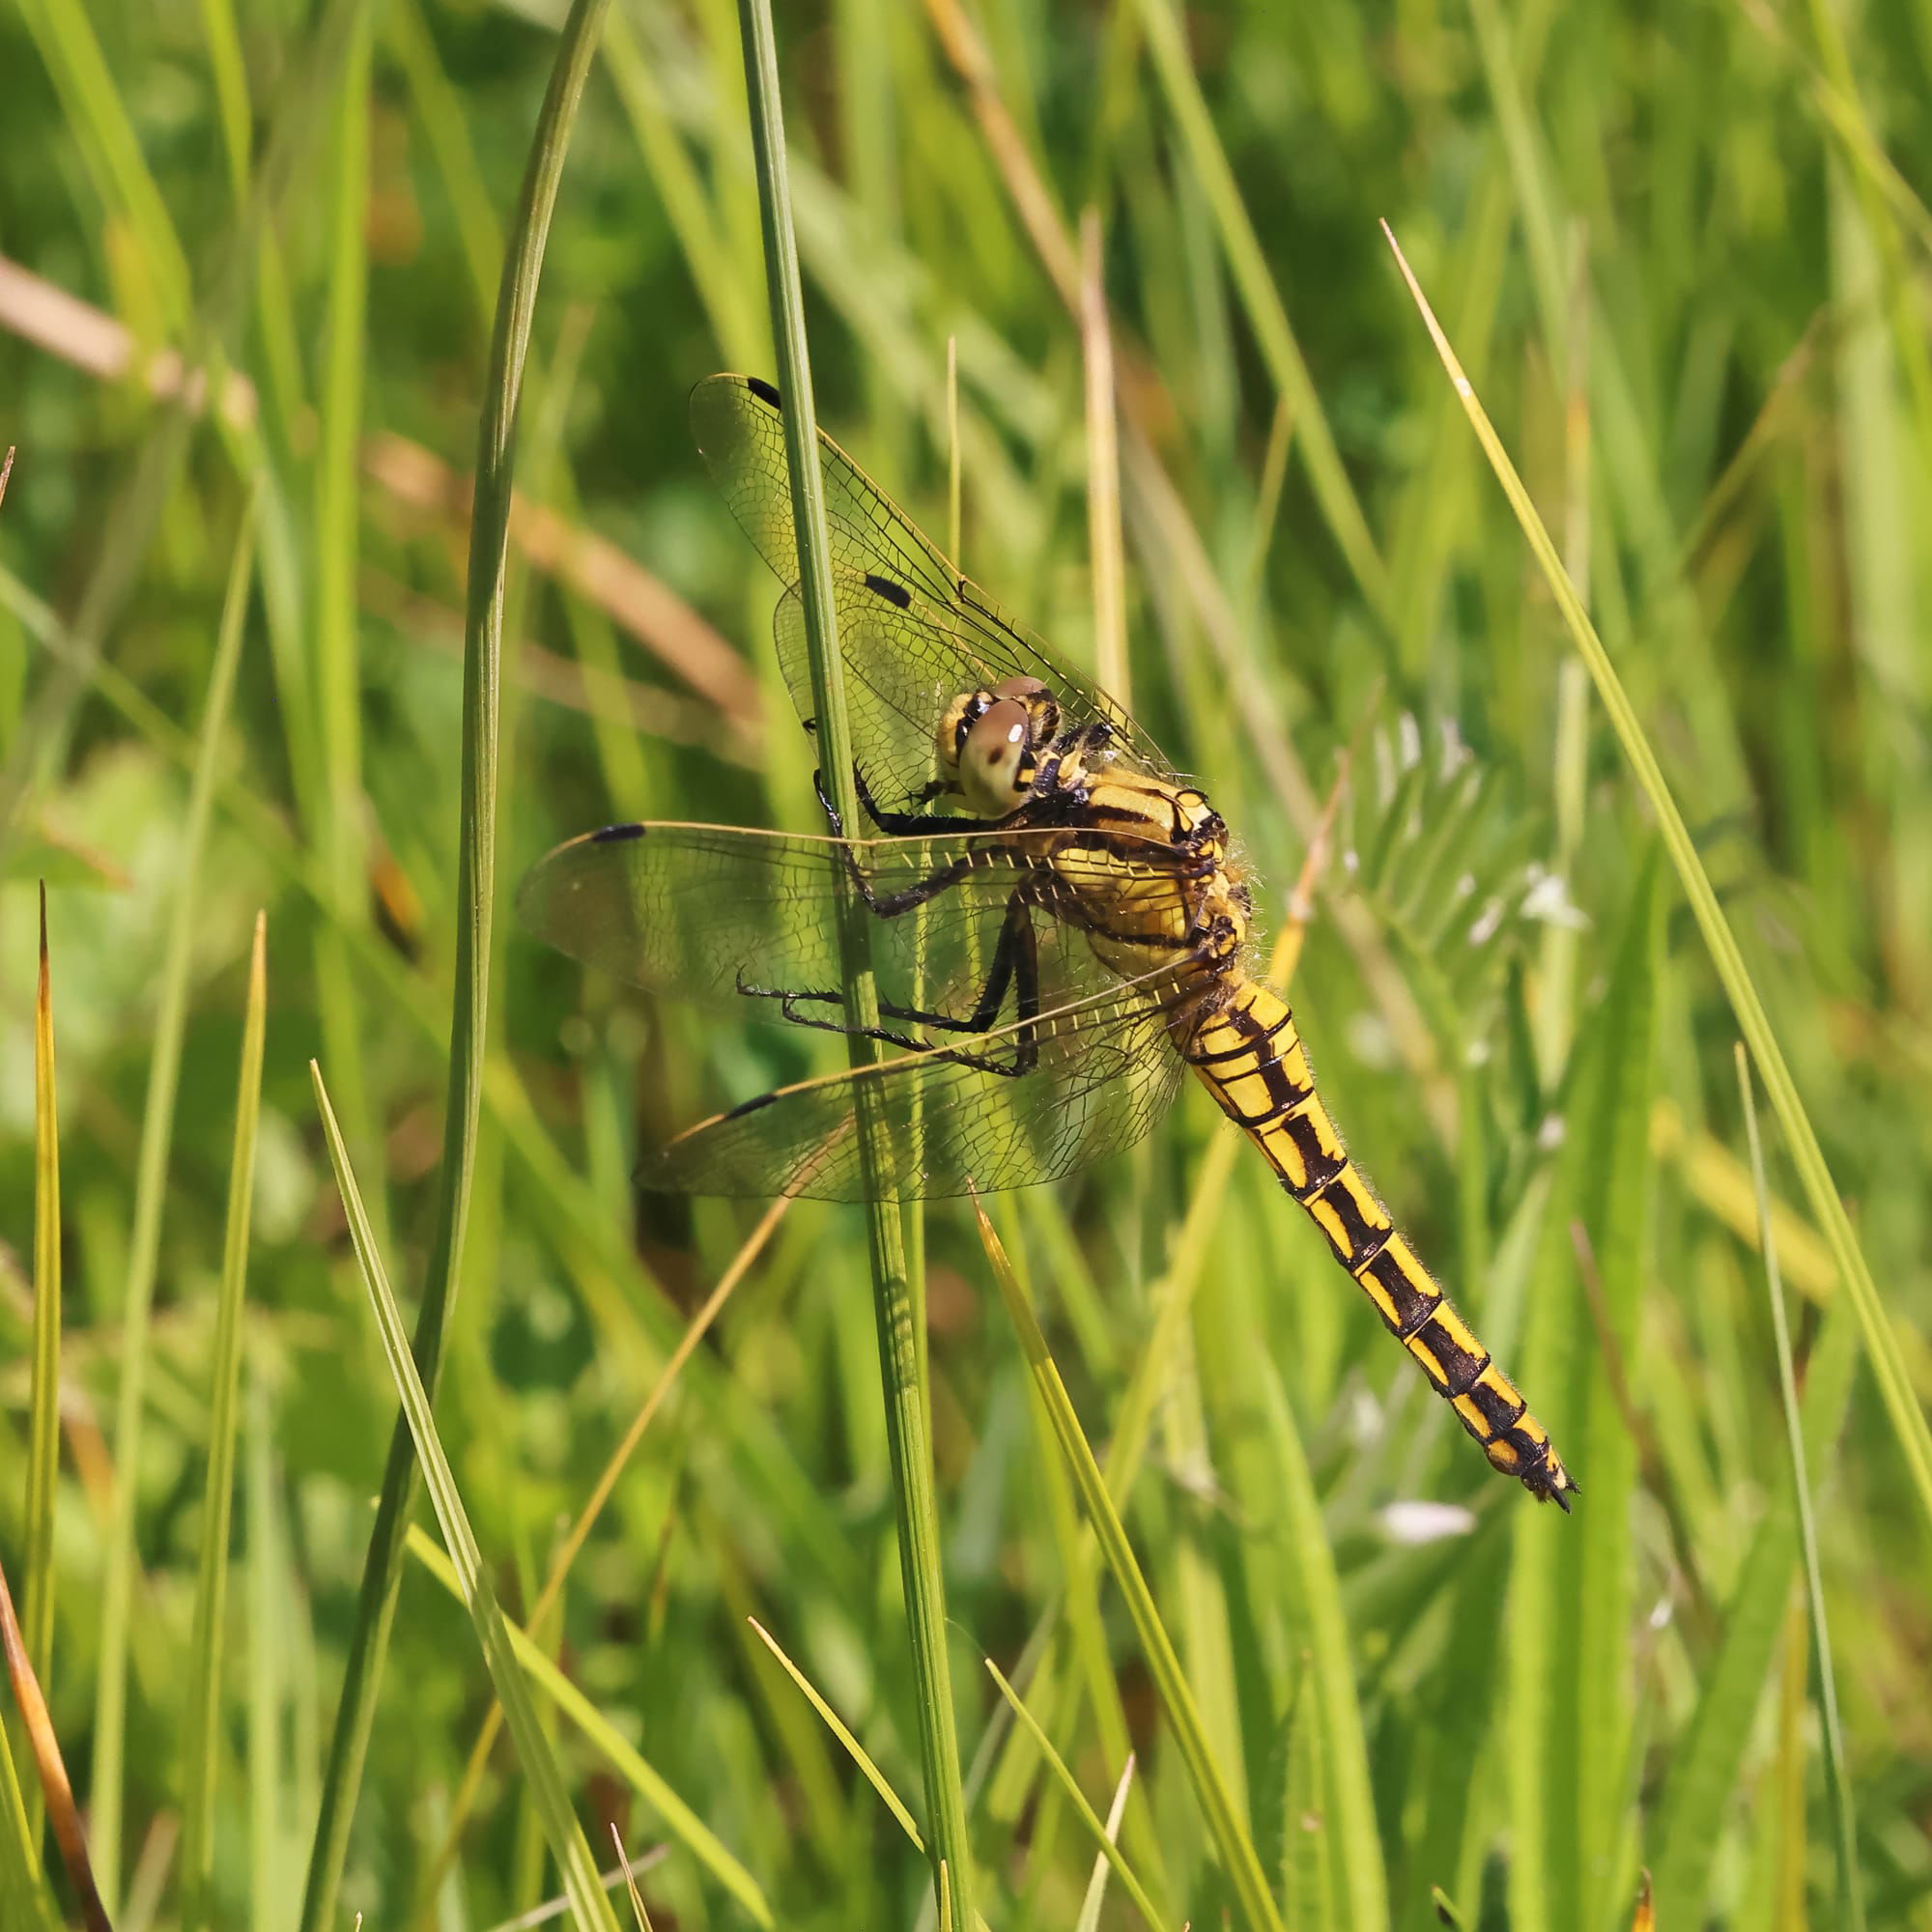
[693,373,1172,811]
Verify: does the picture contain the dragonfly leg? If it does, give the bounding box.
[733,887,1043,1078]
[818,765,1015,838]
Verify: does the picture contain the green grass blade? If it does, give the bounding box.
[1648,1291,1861,1926]
[180,912,269,1932]
[307,0,384,1260]
[1073,1758,1138,1932]
[11,0,193,329]
[295,3,612,1921]
[1570,854,1663,1930]
[23,884,61,1863]
[734,3,975,1923]
[976,1199,1286,1932]
[1382,222,1932,1545]
[1277,1670,1338,1932]
[1132,0,1392,626]
[746,1617,925,1855]
[88,502,257,1912]
[0,1662,55,1931]
[310,1064,622,1932]
[1252,1360,1389,1932]
[244,1372,289,1932]
[1736,1047,1864,1931]
[405,1528,773,1926]
[984,1663,1163,1932]
[0,1724,45,1932]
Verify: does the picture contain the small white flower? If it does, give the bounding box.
[1380,1500,1477,1545]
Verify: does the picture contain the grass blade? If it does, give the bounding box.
[23,884,60,1863]
[1133,0,1392,624]
[734,2,975,1922]
[1073,1757,1139,1932]
[984,1664,1162,1932]
[1278,1670,1337,1931]
[1647,1289,1861,1926]
[1736,1046,1863,1930]
[1,1555,106,1932]
[1252,1362,1389,1932]
[310,1063,622,1932]
[1080,208,1129,706]
[89,501,257,1911]
[295,3,612,1922]
[747,1617,925,1853]
[976,1197,1286,1932]
[405,1529,773,1926]
[180,912,269,1931]
[1381,220,1932,1545]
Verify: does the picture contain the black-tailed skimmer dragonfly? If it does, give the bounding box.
[519,374,1577,1508]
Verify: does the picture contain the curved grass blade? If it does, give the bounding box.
[180,912,269,1932]
[312,1064,622,1932]
[1383,220,1932,1545]
[296,3,612,1923]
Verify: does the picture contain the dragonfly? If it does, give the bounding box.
[519,374,1577,1509]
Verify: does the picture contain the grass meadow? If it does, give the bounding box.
[2,0,1930,1926]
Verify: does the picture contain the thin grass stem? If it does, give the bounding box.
[1735,1045,1864,1931]
[295,4,612,1922]
[23,884,61,1864]
[180,912,269,1931]
[735,3,975,1922]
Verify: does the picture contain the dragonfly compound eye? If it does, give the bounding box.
[959,697,1034,812]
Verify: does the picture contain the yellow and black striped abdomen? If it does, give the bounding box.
[1184,977,1577,1507]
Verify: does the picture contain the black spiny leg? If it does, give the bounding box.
[736,886,1043,1077]
[820,766,1018,838]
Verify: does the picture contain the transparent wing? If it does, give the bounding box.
[644,964,1190,1202]
[518,818,1197,1018]
[691,373,1177,810]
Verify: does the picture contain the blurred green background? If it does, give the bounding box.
[2,0,1929,1926]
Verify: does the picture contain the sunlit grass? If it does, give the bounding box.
[0,0,1926,1926]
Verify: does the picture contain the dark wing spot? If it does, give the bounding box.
[746,376,781,408]
[725,1090,781,1120]
[864,572,913,610]
[590,823,647,843]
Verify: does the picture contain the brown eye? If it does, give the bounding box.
[994,675,1048,700]
[958,696,1031,810]
[967,698,1028,765]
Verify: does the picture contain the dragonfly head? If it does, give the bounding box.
[937,675,1061,815]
